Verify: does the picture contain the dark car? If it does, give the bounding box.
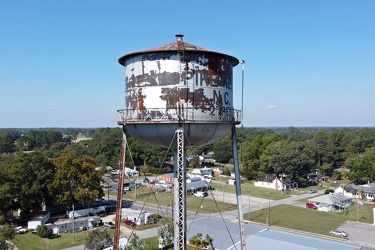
[124,220,136,226]
[306,202,317,209]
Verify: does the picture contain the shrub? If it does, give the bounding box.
[36,225,53,238]
[324,189,334,195]
[331,171,342,180]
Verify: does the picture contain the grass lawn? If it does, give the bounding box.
[210,181,308,201]
[12,217,167,249]
[13,229,95,250]
[123,189,238,214]
[245,203,374,236]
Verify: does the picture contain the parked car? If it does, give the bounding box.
[193,191,208,198]
[329,230,348,238]
[305,202,317,209]
[15,226,27,234]
[124,220,136,226]
[103,221,115,228]
[308,189,317,194]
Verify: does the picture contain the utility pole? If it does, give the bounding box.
[248,190,251,221]
[268,199,271,227]
[72,204,75,242]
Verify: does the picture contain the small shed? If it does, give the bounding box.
[27,212,50,230]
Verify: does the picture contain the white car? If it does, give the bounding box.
[16,226,27,234]
[308,189,317,194]
[103,221,115,228]
[329,230,348,238]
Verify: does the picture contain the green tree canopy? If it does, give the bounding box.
[0,215,15,250]
[49,149,104,207]
[345,147,375,183]
[6,152,55,213]
[85,228,112,250]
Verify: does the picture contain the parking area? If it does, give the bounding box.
[338,221,375,249]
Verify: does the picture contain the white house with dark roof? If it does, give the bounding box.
[335,182,375,201]
[254,174,298,191]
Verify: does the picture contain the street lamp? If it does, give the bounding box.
[222,184,226,209]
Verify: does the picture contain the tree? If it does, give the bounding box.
[6,152,55,213]
[25,130,63,151]
[311,130,335,169]
[188,233,215,249]
[157,221,174,249]
[0,215,15,250]
[212,135,232,163]
[0,154,15,215]
[49,149,104,207]
[85,228,112,250]
[91,128,122,167]
[345,147,375,183]
[126,233,158,250]
[139,165,150,176]
[36,225,53,238]
[0,136,14,153]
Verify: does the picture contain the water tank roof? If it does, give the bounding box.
[118,34,239,66]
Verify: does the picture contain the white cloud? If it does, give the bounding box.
[265,104,277,110]
[312,76,319,81]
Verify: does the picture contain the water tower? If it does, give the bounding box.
[115,35,244,250]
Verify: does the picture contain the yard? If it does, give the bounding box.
[245,203,374,235]
[122,188,238,214]
[12,229,97,250]
[12,218,165,249]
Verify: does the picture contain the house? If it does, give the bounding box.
[161,173,174,183]
[254,175,298,191]
[188,166,212,182]
[27,212,50,229]
[307,173,329,185]
[121,208,154,225]
[212,167,224,176]
[335,182,375,201]
[309,193,352,212]
[186,179,211,193]
[198,152,214,162]
[49,216,100,234]
[110,167,139,177]
[125,167,139,177]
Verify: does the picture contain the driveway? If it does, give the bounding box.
[338,221,375,250]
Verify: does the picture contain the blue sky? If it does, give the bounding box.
[1,1,374,128]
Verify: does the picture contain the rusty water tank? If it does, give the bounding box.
[118,34,241,149]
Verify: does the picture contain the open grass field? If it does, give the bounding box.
[13,229,95,250]
[245,203,374,235]
[121,188,238,214]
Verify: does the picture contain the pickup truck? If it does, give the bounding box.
[193,191,208,198]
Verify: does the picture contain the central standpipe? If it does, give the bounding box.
[232,125,246,249]
[174,128,186,249]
